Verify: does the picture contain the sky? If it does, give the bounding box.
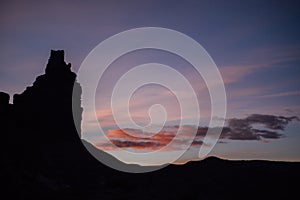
[0,0,300,165]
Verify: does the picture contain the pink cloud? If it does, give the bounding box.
[96,126,206,151]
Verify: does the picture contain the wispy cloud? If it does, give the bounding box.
[219,44,300,84]
[220,65,257,84]
[260,90,300,98]
[245,45,300,66]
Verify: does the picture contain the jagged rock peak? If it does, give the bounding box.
[45,50,71,74]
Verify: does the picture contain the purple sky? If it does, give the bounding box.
[1,0,300,164]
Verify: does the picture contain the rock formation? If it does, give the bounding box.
[0,50,138,199]
[0,50,92,198]
[13,50,82,141]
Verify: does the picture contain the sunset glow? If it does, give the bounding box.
[1,0,299,164]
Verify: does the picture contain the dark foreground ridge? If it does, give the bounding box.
[0,51,299,199]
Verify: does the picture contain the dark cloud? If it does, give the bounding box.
[191,140,204,146]
[245,114,299,130]
[285,108,294,113]
[96,114,299,150]
[222,114,299,141]
[196,127,208,137]
[110,140,163,149]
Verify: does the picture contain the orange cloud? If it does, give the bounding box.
[96,125,208,151]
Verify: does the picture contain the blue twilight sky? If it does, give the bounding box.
[0,0,300,164]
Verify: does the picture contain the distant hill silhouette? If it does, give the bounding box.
[0,50,299,199]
